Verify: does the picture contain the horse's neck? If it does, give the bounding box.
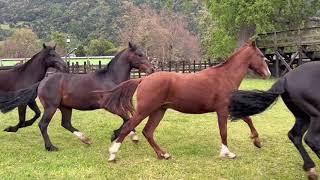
[104,58,131,84]
[22,57,47,83]
[219,54,250,88]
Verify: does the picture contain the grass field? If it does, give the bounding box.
[0,78,318,179]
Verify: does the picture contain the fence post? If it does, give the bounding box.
[67,62,70,72]
[138,69,141,78]
[76,62,79,74]
[84,62,87,74]
[71,62,75,73]
[193,60,196,73]
[99,61,102,69]
[182,61,185,73]
[175,61,178,72]
[169,61,172,72]
[204,61,207,69]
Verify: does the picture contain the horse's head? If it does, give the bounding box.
[42,43,69,73]
[246,41,271,79]
[124,42,155,74]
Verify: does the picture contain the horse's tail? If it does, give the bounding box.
[0,82,40,113]
[229,78,286,119]
[104,79,143,118]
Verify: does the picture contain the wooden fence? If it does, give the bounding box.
[67,60,217,78]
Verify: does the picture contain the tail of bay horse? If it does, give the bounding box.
[0,82,39,113]
[101,41,271,162]
[229,61,320,179]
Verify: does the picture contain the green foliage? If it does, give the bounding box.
[75,45,86,57]
[205,0,320,58]
[50,32,67,50]
[85,39,115,56]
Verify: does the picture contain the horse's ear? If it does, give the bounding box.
[43,43,47,49]
[53,44,56,50]
[251,40,256,47]
[128,42,133,49]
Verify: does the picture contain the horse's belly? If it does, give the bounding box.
[61,94,101,110]
[166,101,213,114]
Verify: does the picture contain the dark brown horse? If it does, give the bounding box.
[0,44,67,132]
[102,41,271,161]
[0,43,154,151]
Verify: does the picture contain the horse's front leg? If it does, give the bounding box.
[217,110,236,159]
[242,116,262,148]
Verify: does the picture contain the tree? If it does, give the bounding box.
[120,2,201,63]
[2,28,39,58]
[205,0,320,58]
[85,39,116,56]
[50,32,67,55]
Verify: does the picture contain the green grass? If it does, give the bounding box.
[0,78,318,179]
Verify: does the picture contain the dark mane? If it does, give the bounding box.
[96,49,127,74]
[12,52,41,72]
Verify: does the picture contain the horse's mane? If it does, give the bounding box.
[211,43,250,68]
[12,52,41,72]
[96,49,126,74]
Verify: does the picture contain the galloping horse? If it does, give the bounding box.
[0,44,67,132]
[0,43,154,151]
[101,41,271,161]
[229,61,320,180]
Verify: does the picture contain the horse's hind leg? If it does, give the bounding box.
[59,106,91,145]
[242,116,261,148]
[23,100,41,127]
[111,117,139,143]
[282,94,317,179]
[38,107,58,151]
[142,108,169,159]
[108,113,147,162]
[4,105,27,132]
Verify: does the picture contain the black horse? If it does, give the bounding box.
[0,44,67,132]
[0,42,154,151]
[229,61,320,180]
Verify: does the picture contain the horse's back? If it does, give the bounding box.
[283,61,320,116]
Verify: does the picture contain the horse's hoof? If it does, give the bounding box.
[307,168,318,180]
[108,154,117,162]
[158,153,171,160]
[253,138,262,148]
[80,137,92,145]
[4,126,18,132]
[132,139,139,144]
[46,145,59,152]
[219,152,236,159]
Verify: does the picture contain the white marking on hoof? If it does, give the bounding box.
[163,153,171,159]
[128,131,139,142]
[219,144,236,159]
[108,142,121,162]
[73,131,91,144]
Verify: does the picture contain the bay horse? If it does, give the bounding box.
[0,42,154,151]
[229,61,320,180]
[0,44,68,132]
[101,41,271,161]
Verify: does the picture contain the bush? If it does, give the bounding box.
[85,39,115,56]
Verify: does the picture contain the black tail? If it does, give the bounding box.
[229,78,286,119]
[0,82,40,113]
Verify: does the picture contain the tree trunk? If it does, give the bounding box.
[237,24,256,47]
